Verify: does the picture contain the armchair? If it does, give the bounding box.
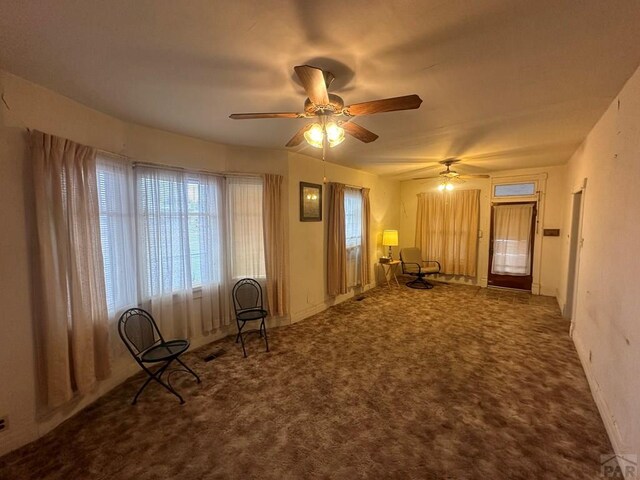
[400,247,441,289]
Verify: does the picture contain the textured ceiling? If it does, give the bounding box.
[1,0,640,178]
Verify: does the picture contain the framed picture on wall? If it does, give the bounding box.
[300,182,322,221]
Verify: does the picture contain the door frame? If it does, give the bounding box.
[487,201,537,291]
[485,173,548,294]
[565,178,587,336]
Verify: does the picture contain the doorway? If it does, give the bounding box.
[488,202,537,291]
[564,190,584,322]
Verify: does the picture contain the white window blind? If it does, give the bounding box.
[136,168,192,297]
[186,176,223,287]
[96,154,137,317]
[135,167,224,298]
[227,177,266,279]
[344,188,363,287]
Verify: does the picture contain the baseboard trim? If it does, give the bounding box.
[573,333,627,454]
[532,282,541,295]
[0,424,38,458]
[290,302,330,323]
[290,283,376,324]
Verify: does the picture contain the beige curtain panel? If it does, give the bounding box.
[415,189,480,276]
[262,174,289,316]
[31,130,111,409]
[491,203,534,275]
[360,187,371,285]
[327,182,347,296]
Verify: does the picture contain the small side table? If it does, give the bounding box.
[380,260,401,287]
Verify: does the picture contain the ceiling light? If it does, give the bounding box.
[303,121,345,149]
[438,181,454,191]
[325,122,345,147]
[304,123,324,148]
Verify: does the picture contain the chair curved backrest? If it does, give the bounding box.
[232,278,263,315]
[118,308,164,358]
[400,247,423,274]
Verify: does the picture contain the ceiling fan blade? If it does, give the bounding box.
[229,112,303,120]
[342,121,379,143]
[345,94,423,116]
[285,124,313,147]
[411,175,441,180]
[294,65,330,105]
[413,173,490,181]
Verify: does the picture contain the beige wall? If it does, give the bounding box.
[399,165,566,296]
[558,64,640,456]
[0,70,398,456]
[287,153,400,321]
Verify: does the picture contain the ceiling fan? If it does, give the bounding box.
[412,159,490,190]
[229,65,423,149]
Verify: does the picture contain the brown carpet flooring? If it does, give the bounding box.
[0,282,612,479]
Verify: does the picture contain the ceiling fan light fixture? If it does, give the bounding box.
[304,123,324,148]
[438,181,454,191]
[303,121,345,148]
[325,122,345,147]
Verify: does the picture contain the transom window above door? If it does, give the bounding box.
[493,182,536,198]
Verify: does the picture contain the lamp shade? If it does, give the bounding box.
[382,229,399,246]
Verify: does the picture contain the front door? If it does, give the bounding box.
[488,202,537,291]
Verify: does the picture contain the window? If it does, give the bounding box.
[186,177,223,287]
[135,167,224,298]
[97,159,264,315]
[344,188,363,287]
[96,155,137,316]
[227,177,266,279]
[415,190,480,276]
[494,182,536,197]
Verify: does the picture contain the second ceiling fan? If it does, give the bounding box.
[229,65,423,149]
[413,159,490,190]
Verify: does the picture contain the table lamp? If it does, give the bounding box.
[382,230,399,260]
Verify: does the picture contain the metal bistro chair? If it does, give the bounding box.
[118,308,201,405]
[400,247,441,289]
[232,278,270,358]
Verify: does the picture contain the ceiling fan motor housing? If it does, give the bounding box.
[304,94,345,115]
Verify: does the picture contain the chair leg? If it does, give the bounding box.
[237,321,248,358]
[407,275,433,290]
[261,318,269,352]
[175,357,201,384]
[133,359,185,405]
[235,318,243,343]
[132,374,155,405]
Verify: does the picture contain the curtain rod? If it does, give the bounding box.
[97,149,264,179]
[132,160,263,179]
[97,148,128,160]
[327,181,364,190]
